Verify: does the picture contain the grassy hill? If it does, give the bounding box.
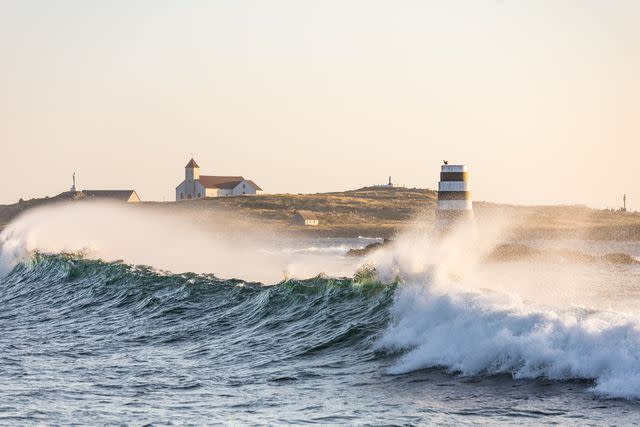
[2,187,640,240]
[0,191,84,230]
[146,187,438,238]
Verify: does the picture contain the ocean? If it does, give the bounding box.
[2,203,640,425]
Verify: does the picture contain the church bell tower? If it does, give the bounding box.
[185,158,200,181]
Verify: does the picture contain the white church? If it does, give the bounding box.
[175,158,263,200]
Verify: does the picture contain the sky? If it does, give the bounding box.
[0,0,638,208]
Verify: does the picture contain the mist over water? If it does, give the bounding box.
[0,202,357,282]
[367,219,640,400]
[2,203,640,423]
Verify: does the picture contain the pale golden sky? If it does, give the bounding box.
[1,0,638,208]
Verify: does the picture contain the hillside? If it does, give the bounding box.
[0,191,85,229]
[147,187,439,238]
[2,187,640,240]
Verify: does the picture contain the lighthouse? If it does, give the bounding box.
[436,163,473,229]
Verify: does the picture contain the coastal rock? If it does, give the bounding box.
[346,239,392,257]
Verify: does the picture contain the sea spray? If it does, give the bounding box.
[0,222,31,277]
[371,217,640,399]
[377,278,640,399]
[0,201,359,282]
[4,201,640,403]
[365,211,508,286]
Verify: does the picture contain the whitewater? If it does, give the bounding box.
[2,202,640,424]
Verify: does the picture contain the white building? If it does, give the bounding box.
[373,176,405,189]
[292,211,319,226]
[55,189,142,203]
[63,172,141,203]
[175,158,263,200]
[82,190,141,203]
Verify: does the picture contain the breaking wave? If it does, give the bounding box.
[2,250,640,400]
[378,281,640,399]
[2,203,640,407]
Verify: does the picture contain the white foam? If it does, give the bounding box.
[356,213,640,399]
[377,279,640,399]
[367,216,640,399]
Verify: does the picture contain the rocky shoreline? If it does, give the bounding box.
[347,240,640,265]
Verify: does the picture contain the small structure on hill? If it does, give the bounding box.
[175,158,263,200]
[82,190,141,203]
[373,176,405,189]
[53,190,141,203]
[56,190,141,203]
[292,211,319,226]
[70,172,77,192]
[62,173,141,202]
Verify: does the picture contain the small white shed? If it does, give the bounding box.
[292,211,320,226]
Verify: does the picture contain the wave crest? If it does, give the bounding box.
[378,281,640,399]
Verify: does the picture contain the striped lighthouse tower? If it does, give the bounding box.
[436,163,473,230]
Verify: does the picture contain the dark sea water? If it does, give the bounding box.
[3,253,640,425]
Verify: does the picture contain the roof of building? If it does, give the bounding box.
[294,210,319,220]
[243,180,263,191]
[51,191,86,201]
[82,190,140,202]
[196,176,263,191]
[185,158,200,168]
[197,176,244,189]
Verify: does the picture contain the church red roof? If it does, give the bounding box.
[196,176,263,191]
[197,176,244,189]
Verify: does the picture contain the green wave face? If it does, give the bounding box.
[1,253,397,365]
[4,252,640,424]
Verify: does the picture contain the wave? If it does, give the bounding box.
[1,252,395,362]
[4,252,640,400]
[0,202,359,283]
[3,205,640,401]
[377,280,640,399]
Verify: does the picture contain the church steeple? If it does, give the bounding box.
[185,158,200,181]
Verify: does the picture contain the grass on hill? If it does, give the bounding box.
[2,186,640,240]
